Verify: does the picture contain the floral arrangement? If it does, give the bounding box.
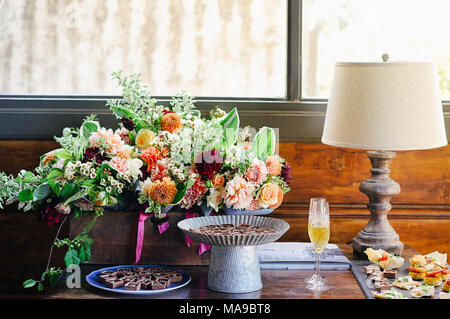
[0,71,291,291]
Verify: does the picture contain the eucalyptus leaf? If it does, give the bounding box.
[33,183,52,201]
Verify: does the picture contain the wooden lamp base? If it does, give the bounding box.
[352,151,404,256]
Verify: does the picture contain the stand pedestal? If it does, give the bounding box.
[352,151,404,256]
[207,245,262,293]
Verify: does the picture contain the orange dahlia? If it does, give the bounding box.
[160,113,183,133]
[266,155,281,176]
[141,146,163,172]
[149,177,177,205]
[268,185,284,209]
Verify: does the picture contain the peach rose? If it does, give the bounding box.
[135,129,155,149]
[258,183,279,208]
[266,155,281,176]
[268,185,284,209]
[211,173,225,188]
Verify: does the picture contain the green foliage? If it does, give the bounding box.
[60,183,80,202]
[249,126,276,161]
[33,183,51,201]
[23,267,63,291]
[18,189,33,202]
[220,108,240,149]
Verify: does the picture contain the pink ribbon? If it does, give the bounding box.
[157,213,169,234]
[184,210,210,255]
[135,209,150,264]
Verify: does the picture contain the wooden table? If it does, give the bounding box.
[45,244,418,299]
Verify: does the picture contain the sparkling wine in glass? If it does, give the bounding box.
[306,199,331,291]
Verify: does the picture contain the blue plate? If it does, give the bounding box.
[86,264,191,295]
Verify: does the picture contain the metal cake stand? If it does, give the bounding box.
[177,215,290,293]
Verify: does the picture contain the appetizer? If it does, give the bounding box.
[392,276,421,290]
[364,248,404,270]
[443,279,450,293]
[372,288,407,299]
[440,292,450,299]
[410,284,434,298]
[424,270,443,286]
[408,251,448,281]
[408,265,426,280]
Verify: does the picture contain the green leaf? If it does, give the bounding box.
[220,108,240,149]
[60,183,79,202]
[46,168,63,180]
[171,182,188,205]
[83,244,91,262]
[110,105,136,119]
[18,189,33,202]
[38,283,44,291]
[81,215,98,235]
[23,279,36,288]
[63,187,91,206]
[81,121,100,140]
[33,183,52,201]
[64,248,81,266]
[249,126,276,161]
[55,150,72,160]
[48,179,60,197]
[21,171,37,183]
[75,234,94,246]
[78,245,86,263]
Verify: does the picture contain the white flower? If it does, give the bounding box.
[126,158,143,182]
[207,188,223,212]
[90,173,97,179]
[106,186,112,193]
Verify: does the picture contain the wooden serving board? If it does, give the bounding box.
[351,259,447,299]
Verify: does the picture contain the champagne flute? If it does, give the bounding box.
[304,198,328,284]
[306,199,331,291]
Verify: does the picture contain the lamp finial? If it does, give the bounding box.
[382,53,389,62]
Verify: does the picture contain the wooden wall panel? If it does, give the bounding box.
[0,140,449,275]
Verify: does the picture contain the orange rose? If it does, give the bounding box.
[258,183,279,208]
[161,113,183,133]
[268,185,284,209]
[266,155,281,176]
[211,173,225,188]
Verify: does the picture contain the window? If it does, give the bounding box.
[0,0,287,98]
[302,0,450,99]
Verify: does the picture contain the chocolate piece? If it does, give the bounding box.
[99,275,117,284]
[100,270,115,276]
[140,280,154,290]
[117,268,131,273]
[151,281,166,290]
[190,223,277,236]
[168,273,182,283]
[133,267,145,272]
[383,269,397,279]
[124,282,141,291]
[105,279,124,289]
[374,282,392,291]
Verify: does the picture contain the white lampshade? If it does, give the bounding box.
[321,61,448,150]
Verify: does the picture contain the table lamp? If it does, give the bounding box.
[321,54,448,256]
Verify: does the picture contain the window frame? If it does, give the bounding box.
[0,0,448,141]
